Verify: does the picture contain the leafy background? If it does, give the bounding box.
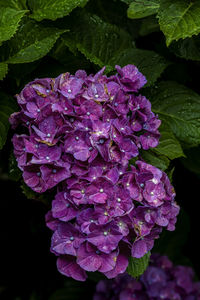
[1,0,200,298]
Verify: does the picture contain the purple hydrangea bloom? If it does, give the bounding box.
[45,160,178,280]
[10,65,161,193]
[93,254,200,300]
[9,65,180,282]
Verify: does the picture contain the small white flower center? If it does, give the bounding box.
[152,178,158,184]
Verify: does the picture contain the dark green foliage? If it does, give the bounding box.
[1,0,200,297]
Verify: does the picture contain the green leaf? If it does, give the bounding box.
[127,0,160,19]
[0,7,28,44]
[0,91,18,149]
[109,48,168,86]
[121,0,133,4]
[0,62,8,80]
[139,15,160,36]
[28,0,89,21]
[50,39,92,73]
[1,20,67,64]
[154,121,185,160]
[62,11,133,72]
[0,0,27,10]
[127,252,151,278]
[158,0,200,46]
[140,150,170,171]
[170,36,200,61]
[146,81,200,147]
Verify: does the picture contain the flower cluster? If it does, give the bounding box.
[10,65,179,281]
[94,254,200,300]
[10,65,160,193]
[46,160,179,281]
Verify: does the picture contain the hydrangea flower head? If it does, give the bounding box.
[10,65,160,193]
[10,65,180,281]
[46,161,179,281]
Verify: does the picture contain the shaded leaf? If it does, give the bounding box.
[158,0,200,46]
[127,0,159,19]
[0,7,28,44]
[139,15,160,36]
[1,20,67,64]
[140,150,170,171]
[0,0,27,10]
[146,81,200,147]
[170,36,200,61]
[127,252,151,278]
[50,39,92,73]
[154,121,185,160]
[121,0,133,4]
[28,0,89,21]
[62,11,132,72]
[0,62,8,80]
[0,91,18,149]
